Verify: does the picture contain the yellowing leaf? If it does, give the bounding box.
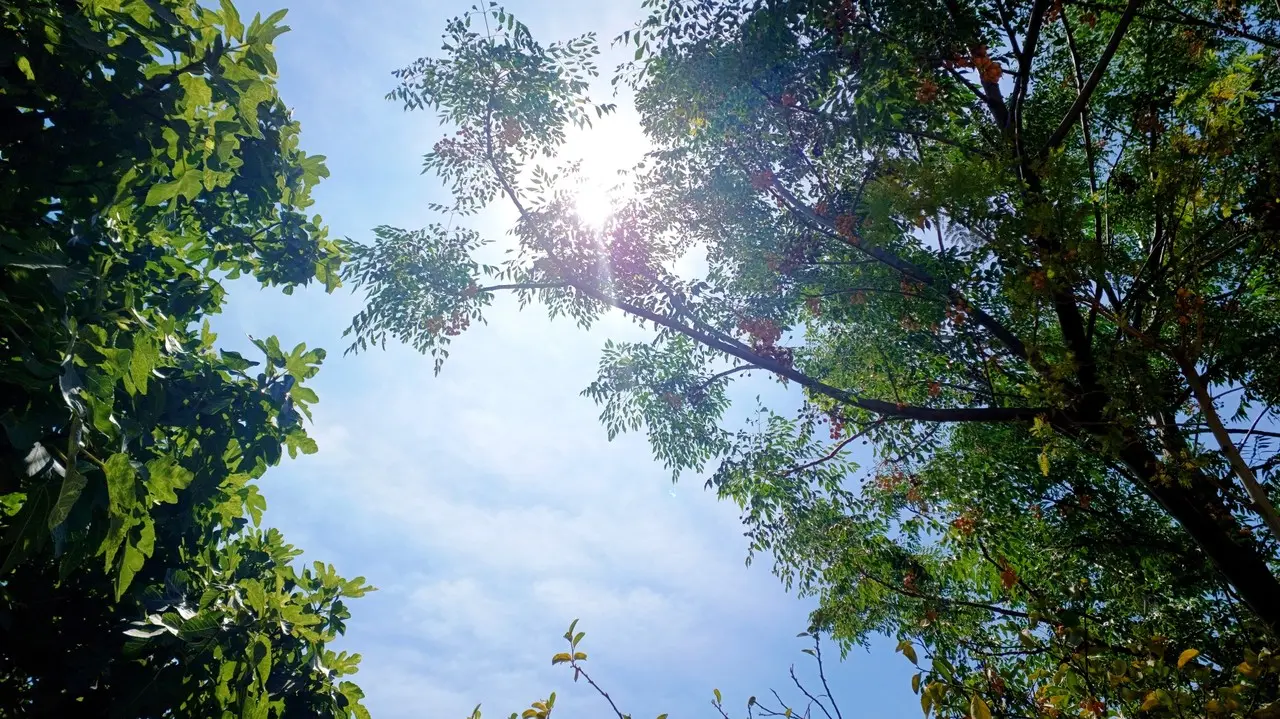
[713,688,722,704]
[912,673,921,694]
[969,695,991,719]
[1177,648,1200,669]
[901,641,918,665]
[551,652,572,665]
[1141,691,1162,712]
[921,691,933,717]
[1038,450,1050,476]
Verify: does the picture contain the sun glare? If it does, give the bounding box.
[574,181,615,230]
[557,113,648,232]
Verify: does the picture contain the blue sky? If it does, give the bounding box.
[216,1,919,717]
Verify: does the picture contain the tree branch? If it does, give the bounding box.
[782,420,885,476]
[476,282,567,293]
[1044,0,1144,151]
[1174,352,1280,542]
[1074,0,1280,50]
[566,272,1043,423]
[770,182,1029,361]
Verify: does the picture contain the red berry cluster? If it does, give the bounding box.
[431,126,483,163]
[915,78,940,104]
[763,240,817,275]
[606,223,655,296]
[827,412,846,440]
[737,315,793,369]
[423,310,472,337]
[1175,287,1203,326]
[945,298,969,326]
[874,468,908,493]
[834,213,859,243]
[951,44,1002,83]
[750,169,776,190]
[951,512,976,536]
[498,117,523,147]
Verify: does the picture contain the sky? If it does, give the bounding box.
[217,1,920,717]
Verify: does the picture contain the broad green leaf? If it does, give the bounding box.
[17,55,35,82]
[145,179,182,207]
[103,453,136,516]
[47,465,87,530]
[130,335,157,395]
[178,74,212,113]
[241,578,266,614]
[220,0,244,41]
[252,635,272,687]
[144,457,194,504]
[47,417,85,530]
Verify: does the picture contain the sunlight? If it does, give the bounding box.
[573,180,615,230]
[556,112,647,231]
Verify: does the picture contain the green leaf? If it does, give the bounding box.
[47,416,86,530]
[17,55,35,82]
[244,486,267,526]
[145,179,182,207]
[115,519,154,599]
[98,514,131,571]
[144,457,194,504]
[713,689,722,704]
[252,635,272,687]
[178,74,213,112]
[241,578,266,614]
[220,0,244,41]
[48,464,87,530]
[176,169,203,201]
[103,453,136,516]
[130,335,158,395]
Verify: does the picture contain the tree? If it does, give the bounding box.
[1,1,369,716]
[351,0,1280,715]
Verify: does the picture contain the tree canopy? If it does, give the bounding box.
[1,1,369,716]
[352,0,1280,716]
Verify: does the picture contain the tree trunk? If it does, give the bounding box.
[1116,439,1280,633]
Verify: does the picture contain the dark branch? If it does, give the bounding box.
[771,182,1029,361]
[1044,0,1144,151]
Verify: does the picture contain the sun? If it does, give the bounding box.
[573,180,614,230]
